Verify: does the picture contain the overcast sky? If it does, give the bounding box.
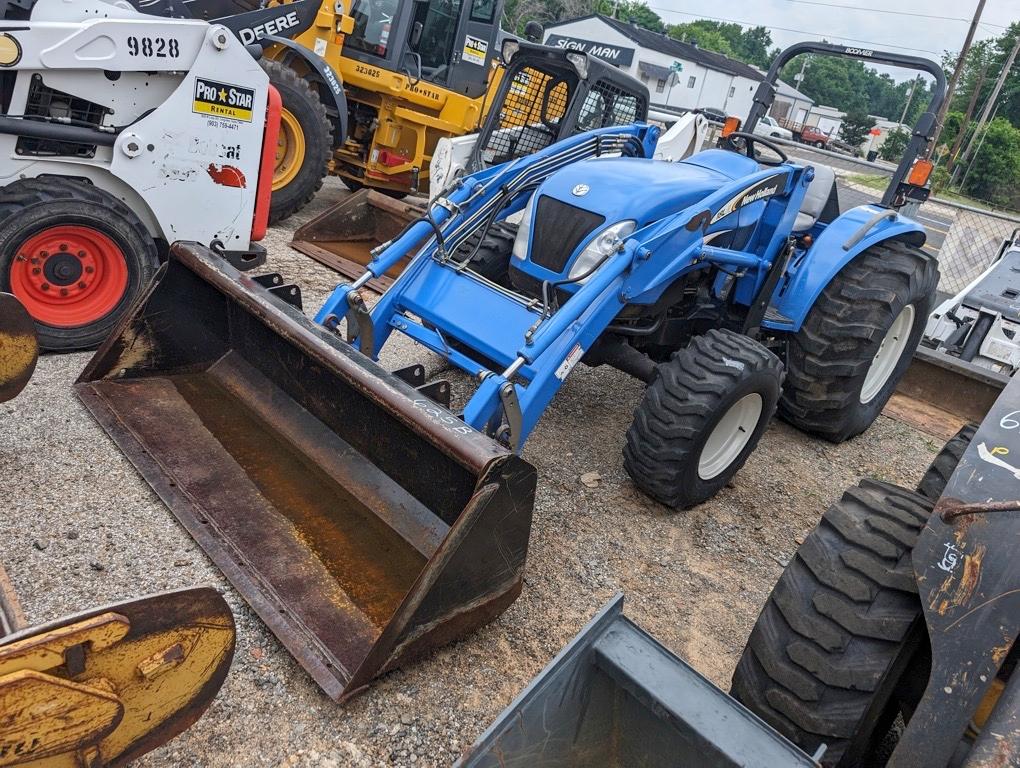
[648,0,1017,81]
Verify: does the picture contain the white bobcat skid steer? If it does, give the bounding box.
[923,229,1020,376]
[0,0,279,350]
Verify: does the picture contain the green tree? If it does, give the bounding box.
[839,110,876,148]
[737,26,773,69]
[960,117,1020,207]
[611,0,663,32]
[879,128,909,162]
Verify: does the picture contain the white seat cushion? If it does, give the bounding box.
[794,164,836,231]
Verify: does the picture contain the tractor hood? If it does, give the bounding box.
[534,150,761,227]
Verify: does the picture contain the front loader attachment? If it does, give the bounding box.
[291,189,421,292]
[75,243,537,701]
[0,567,233,768]
[457,595,818,768]
[0,292,39,403]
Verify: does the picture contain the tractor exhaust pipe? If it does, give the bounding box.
[75,243,536,701]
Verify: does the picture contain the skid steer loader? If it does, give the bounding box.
[0,0,280,351]
[139,0,515,221]
[0,564,234,766]
[75,41,939,699]
[290,41,655,287]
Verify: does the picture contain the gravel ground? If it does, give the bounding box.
[0,178,943,767]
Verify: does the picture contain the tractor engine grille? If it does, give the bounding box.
[16,75,109,158]
[529,195,605,273]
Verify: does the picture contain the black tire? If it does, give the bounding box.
[263,60,332,225]
[623,328,784,509]
[815,140,826,148]
[731,480,932,767]
[780,240,939,442]
[461,221,516,286]
[0,177,158,351]
[917,423,977,501]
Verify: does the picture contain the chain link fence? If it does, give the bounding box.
[701,128,1020,296]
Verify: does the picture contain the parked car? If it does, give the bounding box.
[798,125,831,148]
[697,107,727,125]
[753,115,793,140]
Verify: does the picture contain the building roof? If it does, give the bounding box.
[546,14,765,82]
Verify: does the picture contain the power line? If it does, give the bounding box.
[777,0,1010,29]
[644,6,947,56]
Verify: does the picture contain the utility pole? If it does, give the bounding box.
[958,34,1020,169]
[945,57,989,173]
[931,0,986,148]
[898,75,920,126]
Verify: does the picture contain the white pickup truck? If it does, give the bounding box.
[753,115,794,141]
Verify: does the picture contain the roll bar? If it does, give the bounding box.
[746,42,948,208]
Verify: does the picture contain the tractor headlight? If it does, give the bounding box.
[566,52,589,79]
[512,195,536,261]
[567,220,636,282]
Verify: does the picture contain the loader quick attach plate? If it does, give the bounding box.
[0,587,233,767]
[75,243,536,701]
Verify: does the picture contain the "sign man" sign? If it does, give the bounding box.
[545,34,635,67]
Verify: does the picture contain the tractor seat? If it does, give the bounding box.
[793,164,836,231]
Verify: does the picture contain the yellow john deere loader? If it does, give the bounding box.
[158,0,514,221]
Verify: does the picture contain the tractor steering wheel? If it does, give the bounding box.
[723,131,788,166]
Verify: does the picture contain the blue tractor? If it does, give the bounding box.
[310,41,944,506]
[76,41,947,699]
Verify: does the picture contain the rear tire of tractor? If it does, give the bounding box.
[917,422,977,501]
[0,177,158,352]
[780,239,938,442]
[624,328,784,509]
[263,60,332,225]
[731,480,932,767]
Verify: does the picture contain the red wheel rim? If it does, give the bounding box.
[8,225,129,328]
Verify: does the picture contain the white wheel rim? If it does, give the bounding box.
[698,393,764,480]
[860,304,915,404]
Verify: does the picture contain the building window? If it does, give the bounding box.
[687,76,696,88]
[640,72,649,83]
[728,86,736,98]
[656,78,666,93]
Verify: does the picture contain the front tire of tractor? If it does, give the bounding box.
[263,60,332,225]
[0,177,158,352]
[917,422,977,501]
[731,480,932,767]
[462,221,517,286]
[780,239,938,442]
[624,329,784,509]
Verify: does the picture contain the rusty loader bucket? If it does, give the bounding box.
[290,189,421,292]
[0,564,233,767]
[74,243,537,702]
[0,292,39,403]
[457,595,819,768]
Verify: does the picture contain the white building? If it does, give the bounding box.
[543,15,811,119]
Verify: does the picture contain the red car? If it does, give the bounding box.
[798,126,831,148]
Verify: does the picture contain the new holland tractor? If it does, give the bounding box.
[0,0,279,350]
[76,42,944,698]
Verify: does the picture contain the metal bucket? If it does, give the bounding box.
[0,292,39,403]
[457,595,819,768]
[75,243,536,701]
[290,189,421,292]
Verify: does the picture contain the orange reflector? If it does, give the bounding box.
[908,159,933,186]
[721,116,742,137]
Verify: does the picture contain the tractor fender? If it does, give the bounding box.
[767,204,926,331]
[263,35,348,148]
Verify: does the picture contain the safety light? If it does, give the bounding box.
[907,159,934,187]
[501,39,520,66]
[721,116,742,137]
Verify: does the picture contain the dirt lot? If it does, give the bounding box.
[0,179,942,767]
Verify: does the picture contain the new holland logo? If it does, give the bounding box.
[193,78,255,122]
[710,174,785,224]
